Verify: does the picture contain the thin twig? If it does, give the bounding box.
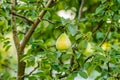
[42,18,55,24]
[92,21,104,34]
[99,23,112,47]
[10,11,34,24]
[24,62,39,77]
[78,0,85,20]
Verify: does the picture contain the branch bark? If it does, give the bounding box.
[11,0,54,80]
[78,0,85,20]
[11,0,25,80]
[10,11,34,24]
[17,58,26,80]
[20,0,53,51]
[42,18,55,24]
[92,20,104,34]
[17,0,53,80]
[11,0,20,51]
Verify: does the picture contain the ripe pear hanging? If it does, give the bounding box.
[56,33,71,50]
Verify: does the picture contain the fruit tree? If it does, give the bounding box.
[0,0,120,80]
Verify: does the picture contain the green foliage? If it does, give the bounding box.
[0,0,120,80]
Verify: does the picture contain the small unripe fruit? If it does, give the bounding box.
[56,33,71,50]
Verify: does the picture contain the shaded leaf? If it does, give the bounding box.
[79,71,88,79]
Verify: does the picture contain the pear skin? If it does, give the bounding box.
[56,33,71,50]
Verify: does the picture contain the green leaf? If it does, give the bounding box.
[93,46,103,52]
[79,71,88,79]
[61,18,70,25]
[101,69,108,77]
[112,44,119,50]
[28,76,38,80]
[95,5,105,14]
[113,14,120,21]
[15,5,28,10]
[78,39,88,51]
[52,65,60,71]
[96,31,104,39]
[0,20,5,26]
[20,54,32,61]
[87,65,96,75]
[95,66,102,73]
[1,71,10,79]
[94,54,106,62]
[43,21,49,27]
[117,0,120,3]
[78,22,86,32]
[20,0,28,3]
[9,77,16,80]
[67,24,77,36]
[62,54,71,61]
[100,0,107,3]
[84,62,91,70]
[107,77,115,80]
[113,33,120,39]
[3,41,10,48]
[28,0,36,3]
[5,45,11,51]
[74,50,81,59]
[75,34,83,40]
[65,72,77,80]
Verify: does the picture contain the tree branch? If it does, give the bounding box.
[99,23,112,47]
[42,18,55,24]
[78,0,85,20]
[20,0,53,52]
[11,1,26,80]
[10,11,34,24]
[12,28,20,51]
[92,21,104,34]
[11,0,20,51]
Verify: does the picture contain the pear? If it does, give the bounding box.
[83,43,93,56]
[101,42,111,51]
[56,33,71,50]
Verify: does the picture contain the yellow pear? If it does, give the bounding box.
[56,33,71,50]
[83,43,93,56]
[101,42,111,51]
